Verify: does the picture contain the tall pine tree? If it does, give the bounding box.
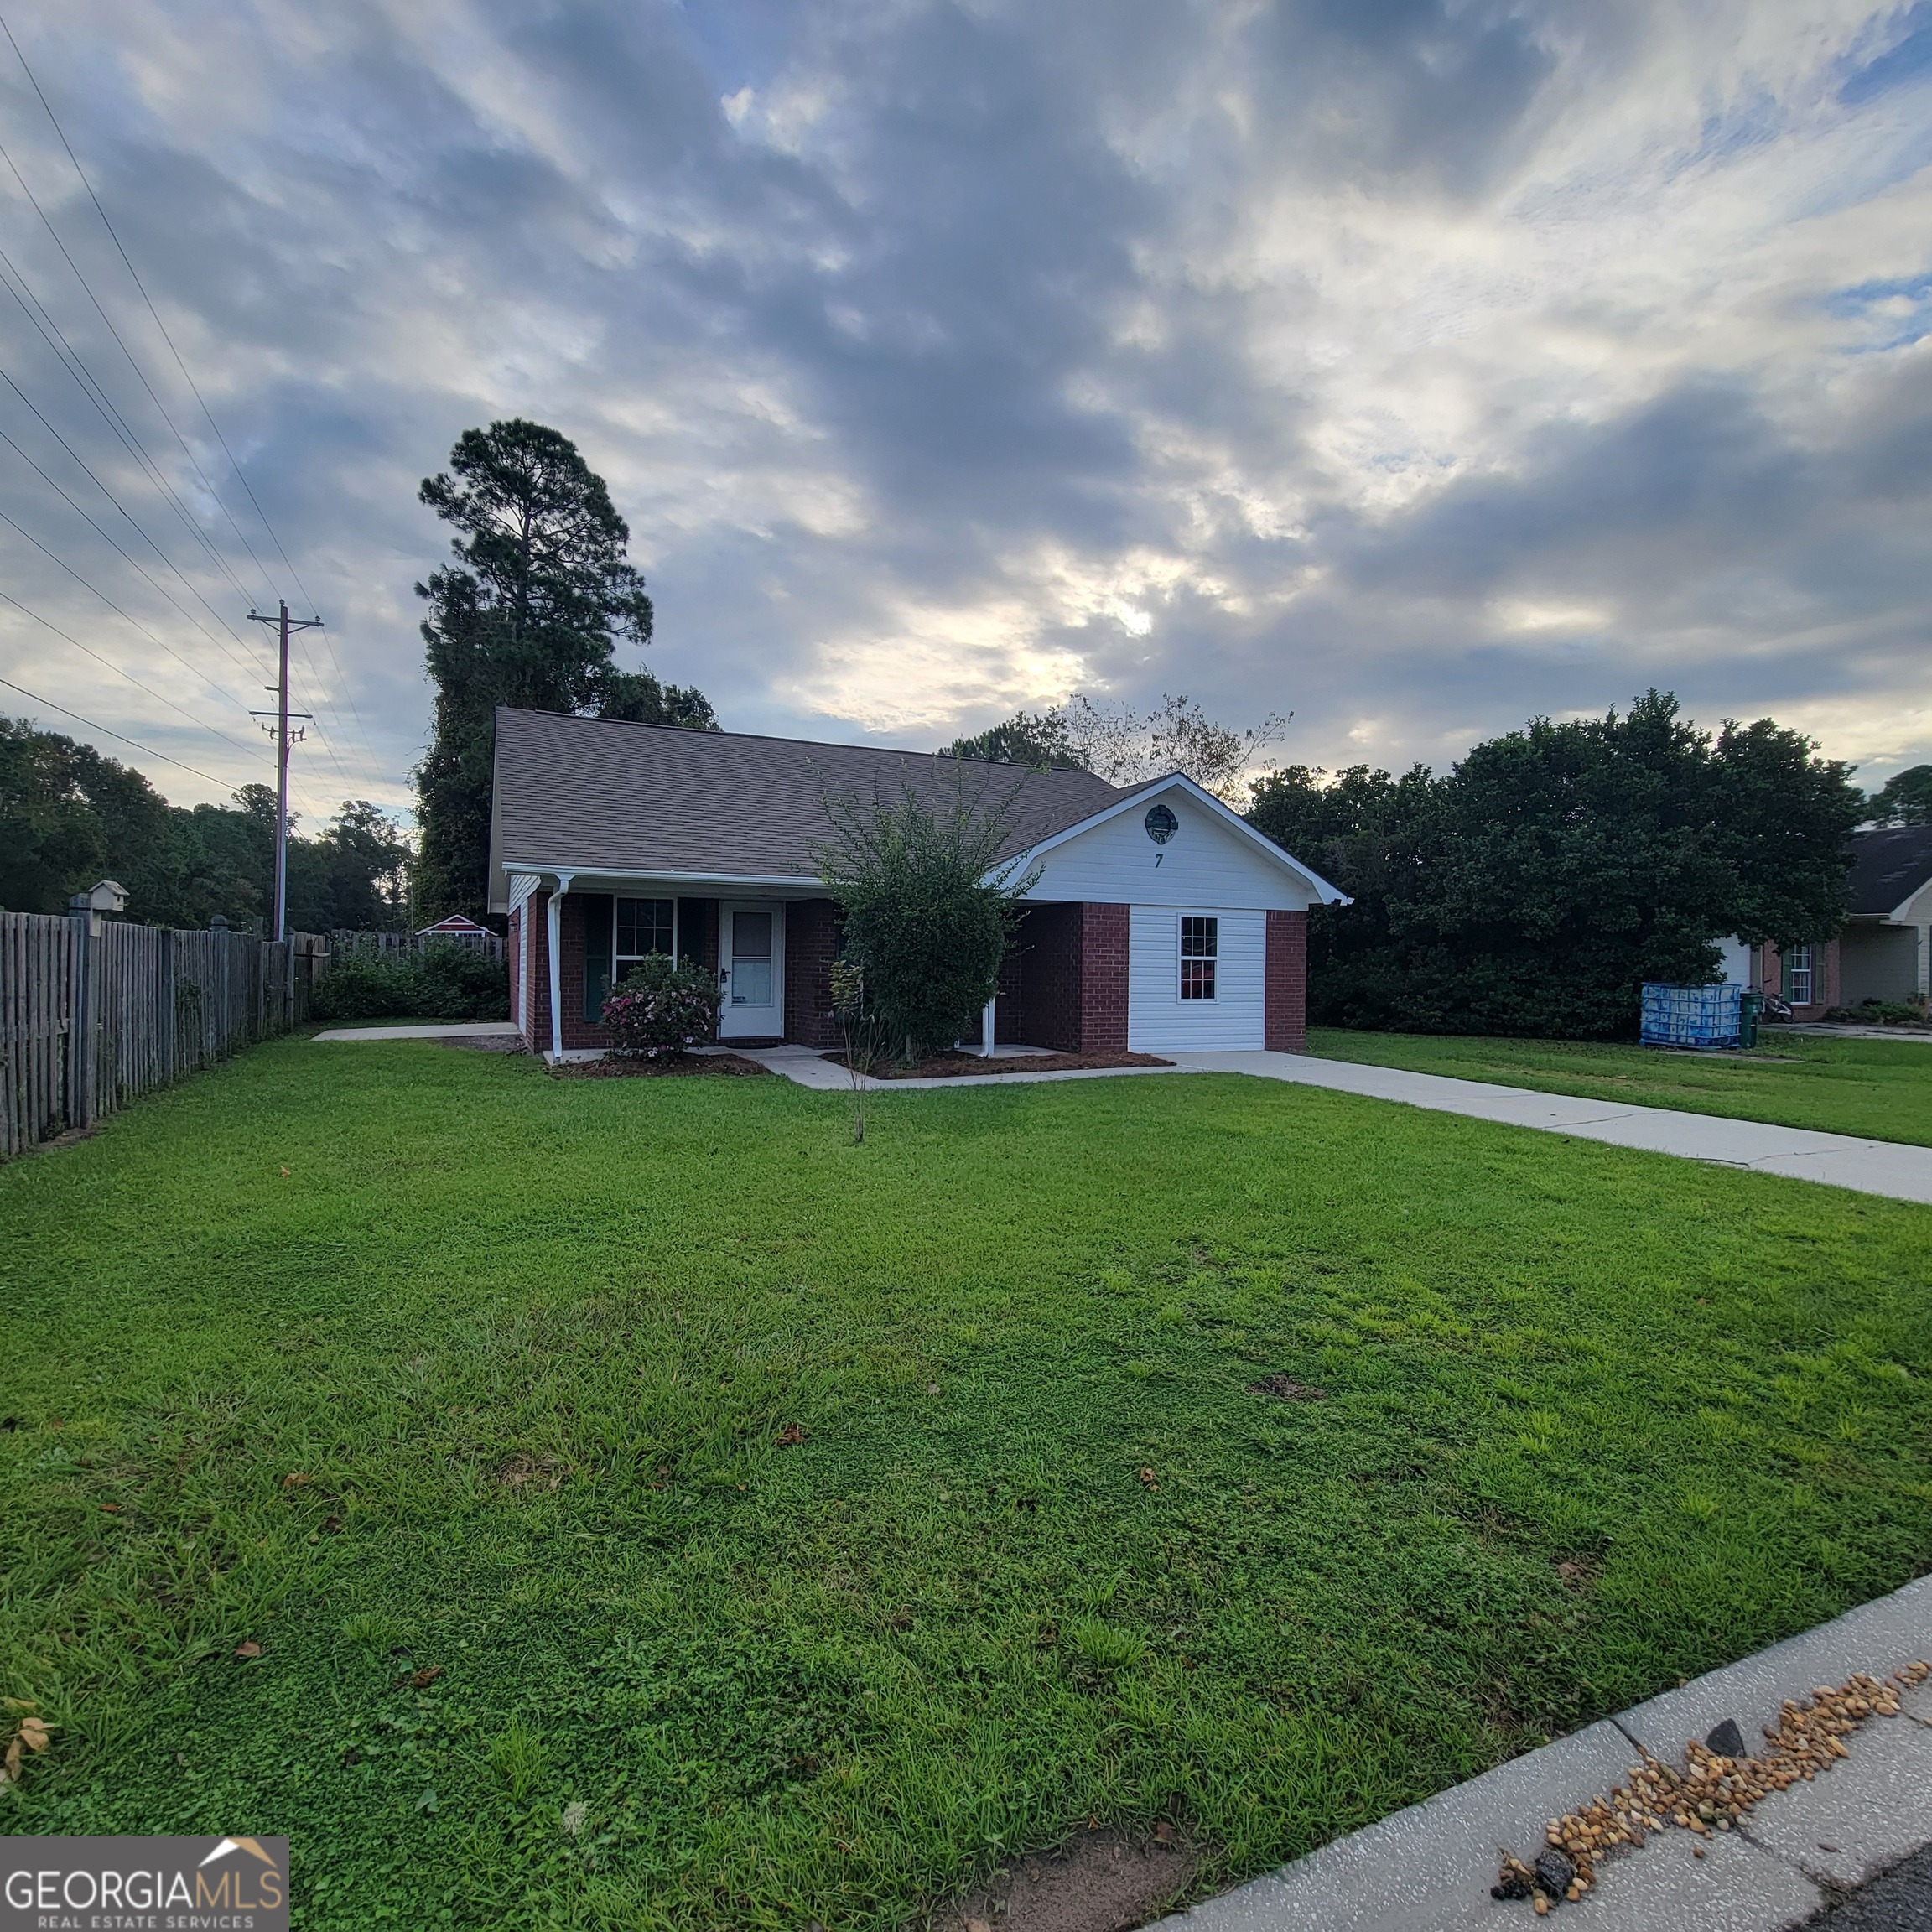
[413,419,715,921]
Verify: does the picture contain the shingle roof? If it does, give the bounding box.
[1848,824,1932,917]
[488,707,1124,902]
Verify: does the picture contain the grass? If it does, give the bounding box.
[1309,1027,1932,1148]
[2,1039,1929,1931]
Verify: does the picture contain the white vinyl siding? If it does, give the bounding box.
[1025,790,1316,911]
[1129,906,1265,1050]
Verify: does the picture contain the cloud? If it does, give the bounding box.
[0,0,1926,821]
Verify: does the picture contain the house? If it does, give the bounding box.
[486,707,1347,1062]
[1748,824,1932,1019]
[417,913,494,940]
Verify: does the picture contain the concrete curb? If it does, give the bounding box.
[1154,1575,1932,1932]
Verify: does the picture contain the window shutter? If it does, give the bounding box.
[581,893,615,1023]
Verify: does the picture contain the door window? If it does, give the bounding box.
[730,911,774,1005]
[1180,917,1218,1000]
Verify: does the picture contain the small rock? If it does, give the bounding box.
[1704,1718,1744,1758]
[1534,1848,1575,1898]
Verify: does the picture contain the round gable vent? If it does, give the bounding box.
[1144,802,1179,845]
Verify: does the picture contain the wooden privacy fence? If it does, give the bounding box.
[0,913,329,1160]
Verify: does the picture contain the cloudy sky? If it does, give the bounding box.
[0,0,1928,823]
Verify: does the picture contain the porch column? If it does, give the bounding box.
[547,872,574,1061]
[1918,923,1930,998]
[980,994,997,1056]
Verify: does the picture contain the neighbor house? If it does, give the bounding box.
[487,707,1347,1062]
[1747,824,1932,1019]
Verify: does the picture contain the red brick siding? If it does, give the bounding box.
[1265,909,1308,1052]
[558,893,615,1051]
[785,899,843,1047]
[521,892,552,1052]
[1005,903,1082,1050]
[678,898,719,974]
[1079,902,1130,1052]
[1763,937,1841,1020]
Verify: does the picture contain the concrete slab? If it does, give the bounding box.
[1163,1052,1932,1208]
[1616,1576,1932,1763]
[1163,1722,1639,1932]
[739,1046,1197,1093]
[1810,1841,1932,1929]
[314,1022,522,1041]
[1741,1711,1932,1890]
[1566,1825,1821,1932]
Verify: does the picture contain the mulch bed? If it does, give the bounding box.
[552,1052,772,1079]
[823,1050,1172,1079]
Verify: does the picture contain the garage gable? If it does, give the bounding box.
[1006,776,1342,911]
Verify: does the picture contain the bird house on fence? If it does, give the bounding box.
[68,879,128,936]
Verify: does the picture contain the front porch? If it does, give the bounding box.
[507,888,1130,1063]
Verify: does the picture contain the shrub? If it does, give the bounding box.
[816,778,1036,1060]
[311,941,509,1021]
[602,954,721,1058]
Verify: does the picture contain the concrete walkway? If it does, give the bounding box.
[1171,1052,1932,1207]
[314,1021,523,1041]
[1153,1574,1932,1932]
[742,1045,1932,1208]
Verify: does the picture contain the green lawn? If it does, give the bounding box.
[3,1041,1929,1931]
[1309,1026,1932,1148]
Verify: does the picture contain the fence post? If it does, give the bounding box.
[65,894,95,1130]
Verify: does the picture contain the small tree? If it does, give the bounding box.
[816,775,1037,1062]
[828,957,886,1143]
[602,954,721,1060]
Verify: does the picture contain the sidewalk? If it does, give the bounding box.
[1152,1574,1932,1932]
[742,1045,1932,1208]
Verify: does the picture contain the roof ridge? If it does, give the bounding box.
[495,704,1116,784]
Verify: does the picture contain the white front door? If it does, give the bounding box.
[718,902,785,1039]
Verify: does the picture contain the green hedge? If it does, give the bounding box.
[311,942,509,1022]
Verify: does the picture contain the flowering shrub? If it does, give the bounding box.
[602,954,721,1059]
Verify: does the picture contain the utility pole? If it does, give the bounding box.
[247,600,322,941]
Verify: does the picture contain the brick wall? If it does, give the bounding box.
[678,898,718,974]
[1004,903,1081,1050]
[521,891,552,1052]
[1079,902,1130,1052]
[1763,937,1841,1021]
[785,899,843,1047]
[559,893,615,1052]
[1265,909,1308,1052]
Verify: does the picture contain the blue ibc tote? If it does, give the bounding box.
[1640,982,1744,1050]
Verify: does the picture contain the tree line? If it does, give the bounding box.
[958,690,1868,1038]
[0,715,411,932]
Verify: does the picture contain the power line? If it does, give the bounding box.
[0,402,263,684]
[0,18,384,796]
[0,239,269,658]
[0,670,245,789]
[0,579,257,752]
[0,13,388,788]
[0,498,256,714]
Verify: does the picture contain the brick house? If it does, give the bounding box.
[487,707,1347,1062]
[1743,825,1932,1020]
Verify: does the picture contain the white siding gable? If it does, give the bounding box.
[1018,787,1314,910]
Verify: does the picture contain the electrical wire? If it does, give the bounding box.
[0,500,255,714]
[0,581,257,752]
[0,13,389,787]
[0,669,245,789]
[0,406,264,685]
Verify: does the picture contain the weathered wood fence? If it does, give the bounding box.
[0,913,329,1159]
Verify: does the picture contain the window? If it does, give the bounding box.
[1784,943,1815,1007]
[615,897,675,978]
[1180,916,1218,1000]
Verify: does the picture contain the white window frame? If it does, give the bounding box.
[1785,943,1815,1006]
[1179,913,1218,1002]
[612,896,678,985]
